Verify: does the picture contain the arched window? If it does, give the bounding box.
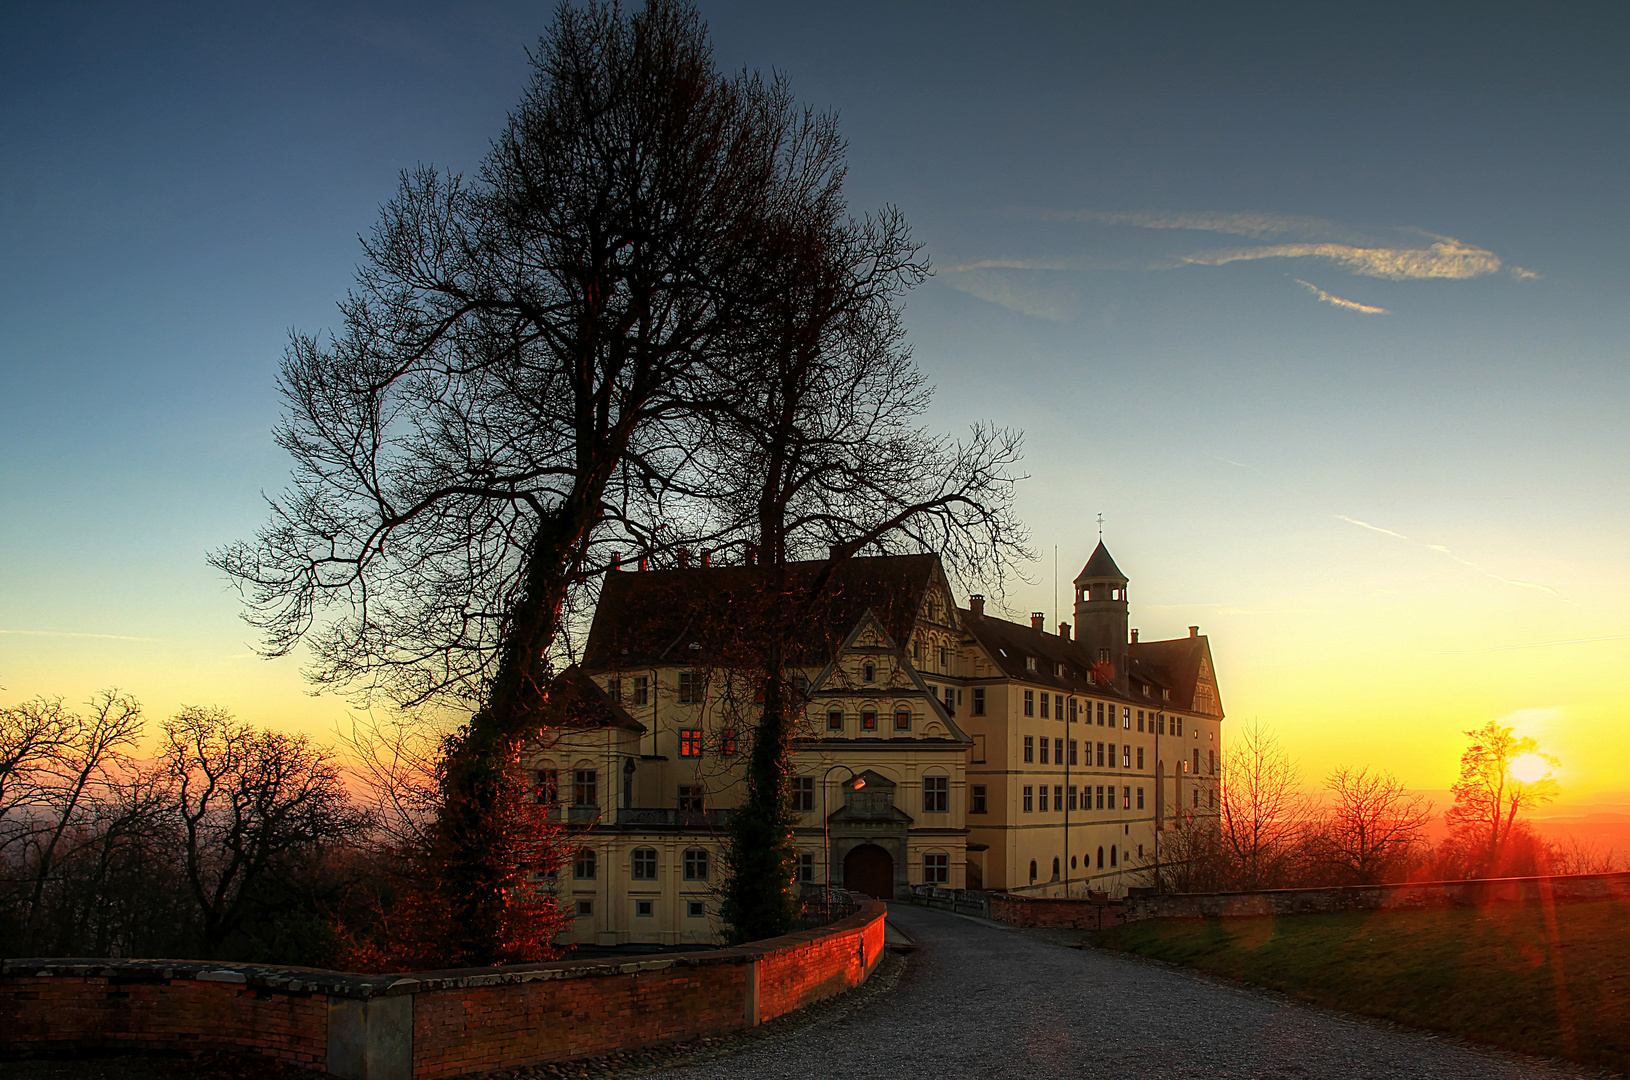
[1029,860,1038,883]
[1097,846,1104,869]
[1110,846,1118,867]
[632,848,658,880]
[1051,857,1060,881]
[1071,855,1078,870]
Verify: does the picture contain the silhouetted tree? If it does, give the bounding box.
[1305,766,1432,885]
[211,0,863,961]
[1217,720,1310,890]
[1444,721,1558,876]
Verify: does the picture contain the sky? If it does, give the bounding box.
[3,2,1627,809]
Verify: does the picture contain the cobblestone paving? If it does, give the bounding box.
[639,904,1599,1080]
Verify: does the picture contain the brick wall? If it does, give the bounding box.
[1123,870,1630,921]
[987,894,1124,930]
[1,899,888,1080]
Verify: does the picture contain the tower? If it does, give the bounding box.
[1073,540,1128,687]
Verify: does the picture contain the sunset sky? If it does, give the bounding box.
[3,3,1627,808]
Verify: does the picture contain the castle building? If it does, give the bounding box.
[527,540,1223,946]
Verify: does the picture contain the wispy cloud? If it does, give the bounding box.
[1335,515,1565,598]
[0,629,160,642]
[1044,209,1353,240]
[1186,238,1503,281]
[1295,279,1388,314]
[1214,455,1250,468]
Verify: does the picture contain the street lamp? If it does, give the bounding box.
[822,764,865,918]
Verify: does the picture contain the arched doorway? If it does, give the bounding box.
[843,843,894,898]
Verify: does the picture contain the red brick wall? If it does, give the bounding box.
[0,973,328,1066]
[752,912,885,1022]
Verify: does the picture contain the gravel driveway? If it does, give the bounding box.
[642,904,1591,1080]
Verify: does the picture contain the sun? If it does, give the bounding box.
[1509,753,1552,785]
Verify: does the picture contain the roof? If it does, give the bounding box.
[961,607,1135,700]
[540,665,646,732]
[582,554,942,670]
[1127,635,1224,718]
[1074,541,1127,584]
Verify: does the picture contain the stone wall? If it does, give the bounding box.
[0,898,887,1080]
[988,893,1125,931]
[1123,871,1630,921]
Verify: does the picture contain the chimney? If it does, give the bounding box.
[1189,625,1199,638]
[1131,629,1139,643]
[638,556,648,572]
[700,549,711,567]
[1059,621,1071,640]
[611,551,622,570]
[676,548,690,569]
[1031,612,1046,631]
[969,594,984,618]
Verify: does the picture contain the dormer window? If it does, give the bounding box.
[1025,656,1036,671]
[1162,687,1170,700]
[1143,685,1151,697]
[863,662,876,682]
[1055,662,1063,676]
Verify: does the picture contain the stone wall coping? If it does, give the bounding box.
[2,898,887,1000]
[1146,869,1630,904]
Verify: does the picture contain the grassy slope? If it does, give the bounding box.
[1099,899,1630,1072]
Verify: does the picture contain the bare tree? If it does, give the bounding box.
[160,707,369,958]
[1217,720,1311,890]
[211,1,863,962]
[1444,721,1559,876]
[1306,767,1432,885]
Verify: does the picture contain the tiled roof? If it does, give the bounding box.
[1074,541,1126,583]
[1127,635,1222,718]
[962,608,1136,701]
[583,554,940,670]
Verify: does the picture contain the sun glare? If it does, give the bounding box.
[1509,753,1552,785]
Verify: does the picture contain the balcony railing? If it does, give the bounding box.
[614,807,733,829]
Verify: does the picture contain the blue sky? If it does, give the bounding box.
[3,2,1627,801]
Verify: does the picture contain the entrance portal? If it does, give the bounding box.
[843,843,894,898]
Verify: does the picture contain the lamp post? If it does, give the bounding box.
[822,764,865,919]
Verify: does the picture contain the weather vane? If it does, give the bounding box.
[1097,513,1104,539]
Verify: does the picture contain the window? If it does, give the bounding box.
[1123,707,1131,729]
[1097,846,1104,869]
[1158,714,1166,735]
[1107,742,1117,769]
[1137,746,1145,770]
[1023,736,1034,763]
[894,709,911,731]
[678,670,700,704]
[677,785,703,812]
[1097,701,1106,726]
[923,775,949,813]
[863,662,876,682]
[1039,738,1049,765]
[720,728,738,757]
[632,676,649,706]
[938,645,948,669]
[1023,690,1035,717]
[576,899,594,917]
[1054,738,1064,766]
[1123,785,1131,809]
[1193,788,1200,808]
[913,640,923,663]
[1023,785,1034,812]
[1051,857,1061,880]
[862,709,878,730]
[607,678,622,704]
[1067,785,1078,811]
[1068,697,1078,723]
[1040,693,1050,719]
[1029,860,1038,883]
[1053,785,1064,811]
[1194,749,1201,774]
[970,785,988,814]
[1106,786,1116,809]
[1209,788,1216,809]
[943,686,956,714]
[797,852,815,882]
[1110,846,1118,868]
[688,900,706,918]
[1095,785,1105,809]
[632,848,658,880]
[1055,694,1064,720]
[1137,786,1145,809]
[1096,742,1105,767]
[1175,716,1184,736]
[1025,655,1037,671]
[573,770,597,806]
[535,768,559,805]
[679,729,703,757]
[574,848,597,879]
[1209,749,1216,775]
[1122,746,1131,768]
[827,710,845,731]
[1137,709,1144,732]
[924,852,949,884]
[635,899,654,917]
[972,687,986,716]
[792,776,815,812]
[1069,739,1079,766]
[683,848,710,881]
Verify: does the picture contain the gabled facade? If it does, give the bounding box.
[525,540,1224,946]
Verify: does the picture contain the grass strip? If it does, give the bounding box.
[1098,897,1630,1073]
